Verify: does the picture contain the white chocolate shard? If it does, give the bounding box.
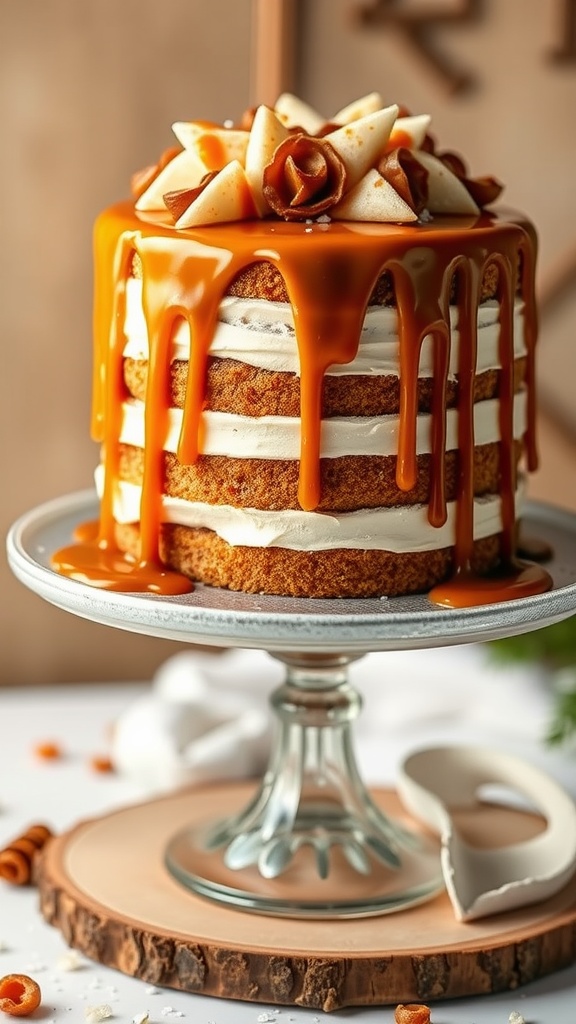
[245,105,290,216]
[175,160,256,228]
[135,149,208,211]
[388,114,432,151]
[331,168,417,223]
[324,105,399,190]
[274,93,326,134]
[172,123,249,169]
[414,150,480,215]
[332,92,384,124]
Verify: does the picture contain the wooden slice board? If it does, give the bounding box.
[38,782,576,1011]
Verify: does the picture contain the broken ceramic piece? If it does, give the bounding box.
[397,745,576,921]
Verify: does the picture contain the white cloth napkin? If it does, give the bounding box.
[111,648,277,793]
[111,642,573,796]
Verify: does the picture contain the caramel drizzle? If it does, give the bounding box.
[452,256,480,573]
[53,203,551,604]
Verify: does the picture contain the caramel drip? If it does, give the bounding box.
[519,231,539,471]
[453,256,481,572]
[98,233,133,547]
[279,247,386,510]
[51,203,551,604]
[494,250,517,562]
[390,254,450,498]
[429,241,552,606]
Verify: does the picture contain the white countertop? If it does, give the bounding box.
[1,645,576,1024]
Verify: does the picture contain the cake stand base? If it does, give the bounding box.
[39,782,576,1011]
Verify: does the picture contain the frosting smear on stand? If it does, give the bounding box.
[51,93,552,606]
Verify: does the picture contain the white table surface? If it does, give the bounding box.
[1,645,576,1024]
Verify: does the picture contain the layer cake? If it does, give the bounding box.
[52,93,551,604]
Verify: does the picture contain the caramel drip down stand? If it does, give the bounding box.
[7,491,576,1006]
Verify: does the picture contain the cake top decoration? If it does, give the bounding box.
[132,92,503,227]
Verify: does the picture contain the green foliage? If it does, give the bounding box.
[490,616,576,669]
[546,686,576,747]
[489,616,576,746]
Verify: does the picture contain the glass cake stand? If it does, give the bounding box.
[7,490,576,919]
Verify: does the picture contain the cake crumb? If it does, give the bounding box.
[57,950,84,971]
[85,1004,113,1023]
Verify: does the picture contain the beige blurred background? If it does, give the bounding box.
[1,0,575,686]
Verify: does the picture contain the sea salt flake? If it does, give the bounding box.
[161,1008,174,1016]
[509,1013,526,1024]
[85,1004,113,1024]
[257,1014,277,1022]
[132,1012,149,1024]
[0,940,9,952]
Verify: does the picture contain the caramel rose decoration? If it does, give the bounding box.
[438,150,503,207]
[263,134,346,220]
[378,147,429,214]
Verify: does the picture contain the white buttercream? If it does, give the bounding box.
[122,278,526,379]
[95,466,523,553]
[118,392,527,460]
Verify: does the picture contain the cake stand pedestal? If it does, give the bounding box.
[7,491,576,1007]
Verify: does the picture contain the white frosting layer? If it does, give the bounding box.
[96,466,523,553]
[123,279,526,379]
[119,392,527,460]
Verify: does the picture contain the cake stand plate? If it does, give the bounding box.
[38,782,576,1010]
[7,490,576,652]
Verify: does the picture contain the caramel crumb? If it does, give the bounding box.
[89,756,115,774]
[0,974,42,1016]
[394,1005,431,1024]
[0,824,53,886]
[33,742,62,761]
